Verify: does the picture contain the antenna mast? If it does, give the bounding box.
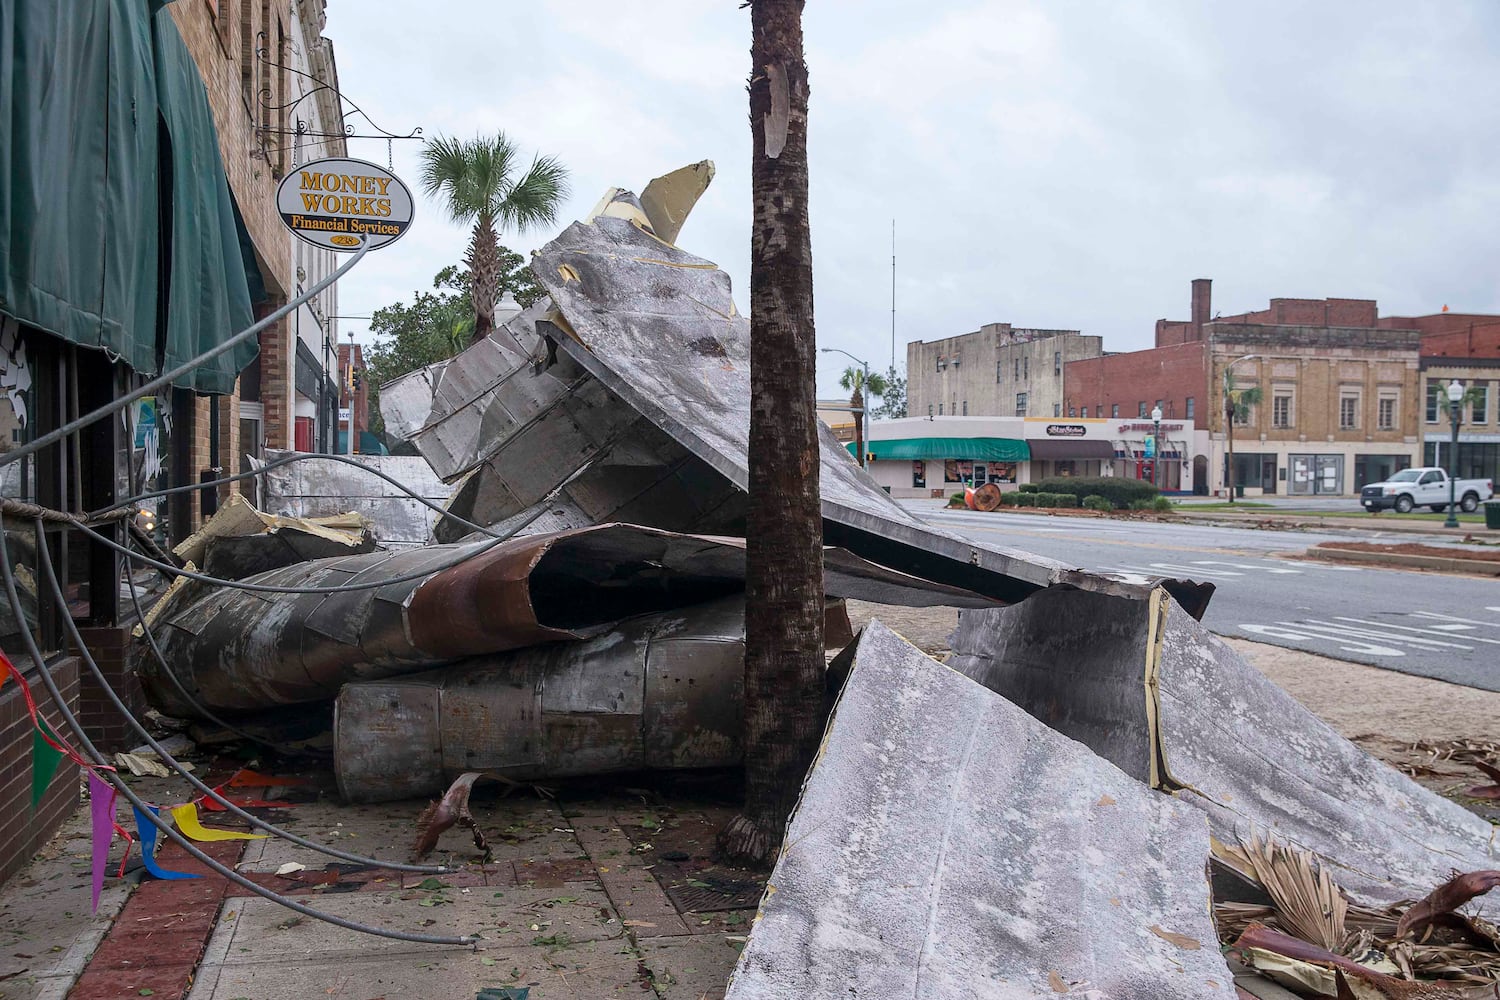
[890,219,896,371]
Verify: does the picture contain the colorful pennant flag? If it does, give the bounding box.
[169,802,266,842]
[89,772,116,912]
[31,719,64,809]
[132,805,199,881]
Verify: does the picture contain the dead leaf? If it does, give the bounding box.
[1095,794,1116,807]
[1047,969,1069,993]
[1148,925,1201,950]
[1396,870,1500,941]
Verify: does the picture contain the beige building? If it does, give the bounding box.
[907,324,1102,421]
[1208,324,1422,497]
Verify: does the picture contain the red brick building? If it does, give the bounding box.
[1067,280,1428,497]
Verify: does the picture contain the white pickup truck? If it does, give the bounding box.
[1360,467,1495,513]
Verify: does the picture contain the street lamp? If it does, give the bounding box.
[1223,354,1258,503]
[821,347,872,469]
[1150,404,1162,488]
[1445,379,1464,528]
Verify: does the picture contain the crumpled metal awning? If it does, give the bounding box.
[139,523,997,718]
[727,620,1235,1000]
[945,586,1500,915]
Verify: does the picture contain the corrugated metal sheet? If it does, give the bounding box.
[945,587,1500,915]
[727,621,1235,1000]
[257,450,453,547]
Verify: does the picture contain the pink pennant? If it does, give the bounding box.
[88,772,116,913]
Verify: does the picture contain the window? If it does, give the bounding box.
[1378,393,1397,430]
[1015,392,1028,417]
[1111,404,1120,418]
[1138,402,1147,418]
[1068,406,1076,418]
[1054,351,1062,375]
[1474,382,1489,424]
[938,403,943,415]
[1272,394,1292,428]
[1080,406,1089,418]
[1185,397,1195,420]
[1014,358,1020,380]
[1023,357,1029,379]
[995,361,1003,384]
[1053,403,1061,417]
[952,353,961,368]
[1426,381,1441,423]
[936,356,946,373]
[1339,392,1359,431]
[961,400,968,416]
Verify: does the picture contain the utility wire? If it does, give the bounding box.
[1,520,476,947]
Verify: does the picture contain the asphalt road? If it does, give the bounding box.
[908,503,1500,692]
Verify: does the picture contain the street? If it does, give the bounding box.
[909,503,1500,692]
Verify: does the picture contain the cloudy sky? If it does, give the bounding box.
[324,1,1500,397]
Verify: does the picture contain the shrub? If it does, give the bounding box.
[1128,498,1154,511]
[1037,476,1158,510]
[1152,496,1175,512]
[1034,492,1060,508]
[999,491,1020,506]
[1018,483,1040,493]
[1056,494,1079,508]
[1082,494,1112,512]
[1013,493,1035,507]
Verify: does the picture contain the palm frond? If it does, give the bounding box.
[498,154,571,234]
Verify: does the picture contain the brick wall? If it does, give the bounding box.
[76,628,144,754]
[1065,341,1208,423]
[0,658,81,887]
[1379,313,1500,359]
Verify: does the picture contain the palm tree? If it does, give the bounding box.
[838,366,889,465]
[1223,370,1263,504]
[718,0,822,868]
[418,134,569,344]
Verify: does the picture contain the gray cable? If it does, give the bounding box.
[1,521,476,947]
[0,238,372,471]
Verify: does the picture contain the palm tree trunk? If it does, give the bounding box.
[718,0,823,868]
[467,212,500,343]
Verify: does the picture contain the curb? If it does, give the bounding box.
[1304,546,1500,576]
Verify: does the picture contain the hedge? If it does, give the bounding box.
[1034,492,1060,508]
[1036,476,1158,510]
[1081,494,1112,512]
[1018,483,1040,493]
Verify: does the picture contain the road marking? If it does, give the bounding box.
[1408,611,1500,630]
[1238,623,1404,657]
[1333,616,1500,646]
[1289,620,1472,650]
[1191,560,1302,575]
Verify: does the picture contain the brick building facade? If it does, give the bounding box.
[1066,280,1425,496]
[906,324,1102,421]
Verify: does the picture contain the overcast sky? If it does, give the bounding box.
[323,1,1500,398]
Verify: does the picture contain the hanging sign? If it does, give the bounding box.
[277,157,414,252]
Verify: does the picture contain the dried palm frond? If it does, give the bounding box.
[1224,835,1349,952]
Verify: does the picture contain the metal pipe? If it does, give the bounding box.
[0,520,476,947]
[0,237,372,472]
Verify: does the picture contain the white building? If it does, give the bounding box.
[855,416,1204,498]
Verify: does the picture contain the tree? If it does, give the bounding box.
[1223,369,1262,504]
[838,366,888,466]
[363,261,542,441]
[875,365,906,419]
[419,133,568,344]
[717,0,823,868]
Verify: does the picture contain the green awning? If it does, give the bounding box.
[847,438,1031,462]
[0,0,256,394]
[152,6,256,394]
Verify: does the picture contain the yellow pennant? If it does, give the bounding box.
[169,802,267,842]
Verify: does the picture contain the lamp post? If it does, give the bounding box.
[1223,354,1258,503]
[1150,404,1162,488]
[1445,379,1464,528]
[821,347,871,468]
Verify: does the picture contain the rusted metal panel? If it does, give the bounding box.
[946,586,1500,915]
[139,524,997,718]
[726,621,1235,1000]
[334,597,748,802]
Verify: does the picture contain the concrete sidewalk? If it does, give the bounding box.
[0,768,756,1000]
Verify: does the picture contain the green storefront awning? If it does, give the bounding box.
[847,437,1031,462]
[0,0,256,394]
